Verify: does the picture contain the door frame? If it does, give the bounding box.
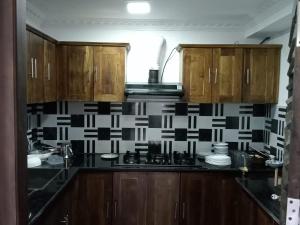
[0,0,28,224]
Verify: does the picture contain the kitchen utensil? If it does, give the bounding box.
[101,153,119,159]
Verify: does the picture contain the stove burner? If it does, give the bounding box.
[121,150,196,166]
[123,151,140,164]
[173,151,196,165]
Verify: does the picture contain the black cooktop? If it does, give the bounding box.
[114,150,201,167]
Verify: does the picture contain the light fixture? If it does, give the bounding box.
[126,1,151,14]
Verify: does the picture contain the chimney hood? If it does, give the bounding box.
[125,83,184,102]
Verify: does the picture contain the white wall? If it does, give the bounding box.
[40,24,262,83]
[267,32,289,106]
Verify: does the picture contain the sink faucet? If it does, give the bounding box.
[61,143,73,160]
[60,143,73,169]
[239,154,249,177]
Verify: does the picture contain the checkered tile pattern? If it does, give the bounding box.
[264,105,286,162]
[26,102,284,157]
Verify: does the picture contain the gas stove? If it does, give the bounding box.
[114,150,199,167]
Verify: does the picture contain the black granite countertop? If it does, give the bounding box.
[28,151,275,224]
[236,178,280,224]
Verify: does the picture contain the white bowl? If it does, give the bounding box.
[214,142,228,147]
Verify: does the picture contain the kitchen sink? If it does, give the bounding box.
[27,168,62,191]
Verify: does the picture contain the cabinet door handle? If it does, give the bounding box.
[34,58,38,79]
[47,63,51,81]
[95,66,98,82]
[246,69,250,84]
[214,68,218,84]
[60,214,69,225]
[182,202,186,220]
[208,68,211,83]
[174,202,178,220]
[106,201,110,219]
[31,58,34,78]
[114,201,117,218]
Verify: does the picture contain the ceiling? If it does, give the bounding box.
[27,0,294,36]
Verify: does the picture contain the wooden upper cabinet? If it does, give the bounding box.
[182,48,212,103]
[243,48,280,103]
[180,45,281,103]
[113,172,147,225]
[65,46,94,101]
[43,40,57,102]
[212,48,243,102]
[147,173,180,225]
[27,31,44,104]
[93,47,125,102]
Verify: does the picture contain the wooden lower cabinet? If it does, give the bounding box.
[237,185,278,225]
[113,172,148,225]
[72,172,113,225]
[147,173,180,225]
[180,172,238,225]
[32,180,74,225]
[113,172,180,225]
[32,172,278,225]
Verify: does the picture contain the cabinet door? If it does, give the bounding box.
[180,173,208,225]
[180,173,238,225]
[31,183,72,225]
[66,46,93,101]
[147,173,180,225]
[27,31,44,104]
[183,48,212,103]
[43,40,57,102]
[236,186,256,225]
[212,48,242,102]
[93,46,125,102]
[255,206,276,225]
[113,172,147,225]
[73,172,113,225]
[243,48,280,103]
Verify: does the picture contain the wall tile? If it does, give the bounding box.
[26,102,285,158]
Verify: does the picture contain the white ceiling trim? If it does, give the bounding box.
[26,0,293,33]
[245,1,293,38]
[41,17,244,31]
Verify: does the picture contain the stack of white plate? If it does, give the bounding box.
[213,142,229,155]
[205,154,232,166]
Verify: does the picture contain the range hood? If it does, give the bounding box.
[125,83,184,102]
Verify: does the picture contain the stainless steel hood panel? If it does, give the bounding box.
[125,83,184,97]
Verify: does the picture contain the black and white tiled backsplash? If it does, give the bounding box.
[27,102,286,161]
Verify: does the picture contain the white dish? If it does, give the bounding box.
[214,146,228,150]
[29,152,53,161]
[47,155,64,165]
[214,149,228,155]
[101,153,119,159]
[27,155,42,168]
[205,155,231,166]
[214,142,228,147]
[265,160,283,168]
